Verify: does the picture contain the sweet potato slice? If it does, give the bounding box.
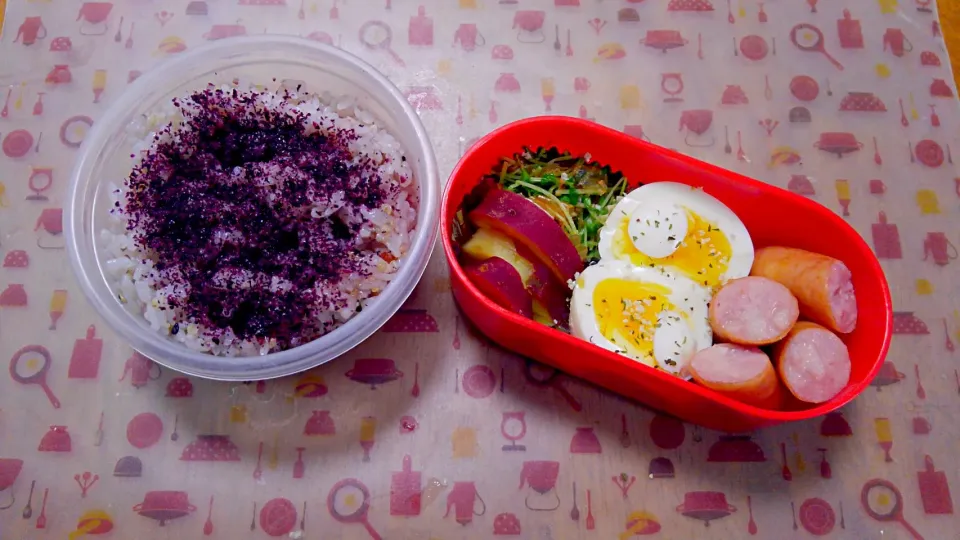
[462,227,535,282]
[464,226,571,326]
[468,189,582,283]
[517,242,570,326]
[464,256,533,318]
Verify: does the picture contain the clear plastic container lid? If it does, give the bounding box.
[66,35,439,380]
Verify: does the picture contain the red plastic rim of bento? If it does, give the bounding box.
[441,116,892,424]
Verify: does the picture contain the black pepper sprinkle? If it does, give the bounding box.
[123,88,396,349]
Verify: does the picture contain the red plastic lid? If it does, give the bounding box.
[790,76,819,101]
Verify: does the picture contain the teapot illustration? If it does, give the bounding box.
[15,17,47,45]
[454,23,485,51]
[77,3,113,36]
[519,461,561,511]
[679,109,716,147]
[119,352,162,388]
[445,482,485,525]
[923,232,957,266]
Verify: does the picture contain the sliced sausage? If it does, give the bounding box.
[773,322,851,404]
[750,246,857,334]
[686,344,783,409]
[709,276,799,345]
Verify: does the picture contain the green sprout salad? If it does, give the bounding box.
[490,147,629,263]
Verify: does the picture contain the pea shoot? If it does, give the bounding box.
[491,146,629,263]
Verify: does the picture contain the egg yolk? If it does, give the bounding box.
[613,208,732,289]
[592,278,681,365]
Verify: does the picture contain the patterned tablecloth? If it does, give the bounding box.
[1,0,960,538]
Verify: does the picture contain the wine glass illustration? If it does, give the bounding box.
[501,412,527,452]
[662,73,684,103]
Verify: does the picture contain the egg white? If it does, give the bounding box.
[570,260,712,375]
[598,182,754,291]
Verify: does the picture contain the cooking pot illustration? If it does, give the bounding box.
[923,232,957,266]
[679,109,715,147]
[133,491,196,526]
[640,30,687,52]
[445,481,485,525]
[677,491,736,526]
[204,24,247,40]
[345,358,403,388]
[15,17,47,46]
[513,11,545,43]
[519,461,560,511]
[814,132,863,158]
[77,3,113,36]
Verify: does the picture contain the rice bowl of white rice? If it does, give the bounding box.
[66,36,439,380]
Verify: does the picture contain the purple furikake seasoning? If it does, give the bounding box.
[123,86,396,349]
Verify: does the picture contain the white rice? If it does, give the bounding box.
[101,83,417,356]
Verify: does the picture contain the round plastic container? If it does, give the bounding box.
[66,36,439,380]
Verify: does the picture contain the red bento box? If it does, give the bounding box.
[441,117,892,432]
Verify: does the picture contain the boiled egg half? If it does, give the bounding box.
[570,261,712,375]
[598,182,754,291]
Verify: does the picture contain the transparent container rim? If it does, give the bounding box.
[65,35,440,381]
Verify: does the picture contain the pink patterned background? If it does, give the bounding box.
[1,0,959,538]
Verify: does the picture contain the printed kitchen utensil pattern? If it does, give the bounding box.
[0,0,959,538]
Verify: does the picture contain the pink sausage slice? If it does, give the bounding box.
[773,322,851,404]
[750,246,857,334]
[709,276,800,345]
[687,344,783,409]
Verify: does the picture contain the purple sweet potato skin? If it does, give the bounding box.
[468,189,582,283]
[465,256,534,318]
[517,243,570,327]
